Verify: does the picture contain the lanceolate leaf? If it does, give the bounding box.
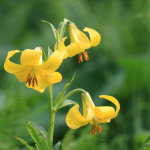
[15,136,35,150]
[57,18,70,42]
[58,100,78,109]
[34,125,48,141]
[40,47,47,61]
[27,122,49,150]
[41,20,58,41]
[53,73,76,110]
[53,141,61,150]
[48,46,53,58]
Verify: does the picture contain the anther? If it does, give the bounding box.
[32,77,35,87]
[26,74,30,84]
[92,125,96,135]
[98,124,103,133]
[83,52,89,61]
[78,53,83,63]
[34,75,38,86]
[28,77,32,86]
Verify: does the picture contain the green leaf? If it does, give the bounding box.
[53,73,76,110]
[15,136,35,150]
[53,141,61,150]
[27,121,49,150]
[58,100,78,109]
[41,20,58,41]
[34,125,48,141]
[57,18,70,42]
[48,46,53,58]
[40,47,47,61]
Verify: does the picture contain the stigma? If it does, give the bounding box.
[26,74,38,87]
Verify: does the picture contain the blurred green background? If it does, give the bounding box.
[0,0,150,150]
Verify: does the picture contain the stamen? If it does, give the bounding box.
[26,74,30,84]
[97,124,103,133]
[83,52,89,61]
[92,125,96,135]
[26,74,38,87]
[28,78,32,86]
[34,75,38,86]
[32,77,35,87]
[78,53,83,63]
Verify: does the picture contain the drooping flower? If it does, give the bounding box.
[4,47,63,93]
[66,92,120,135]
[54,23,101,63]
[67,23,101,63]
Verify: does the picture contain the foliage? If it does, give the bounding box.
[0,0,150,150]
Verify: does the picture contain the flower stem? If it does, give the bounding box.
[48,85,55,150]
[63,88,86,101]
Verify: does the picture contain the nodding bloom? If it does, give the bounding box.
[4,47,63,93]
[66,92,120,135]
[54,23,101,63]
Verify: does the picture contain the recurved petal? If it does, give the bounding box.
[54,37,69,59]
[66,115,81,129]
[40,50,63,73]
[81,92,95,120]
[83,27,101,47]
[21,49,42,66]
[68,23,90,49]
[99,95,120,118]
[66,105,90,129]
[39,71,62,87]
[4,50,29,77]
[66,43,84,57]
[15,66,32,82]
[94,106,116,123]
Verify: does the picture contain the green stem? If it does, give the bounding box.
[63,88,86,101]
[48,85,55,150]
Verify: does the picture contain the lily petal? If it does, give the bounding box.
[21,49,42,66]
[66,43,84,57]
[54,37,69,59]
[66,105,90,129]
[94,95,120,123]
[4,50,29,77]
[94,106,116,123]
[68,23,90,49]
[81,92,95,120]
[39,70,62,88]
[40,50,63,73]
[83,27,101,47]
[15,67,32,82]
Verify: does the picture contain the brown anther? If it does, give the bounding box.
[28,77,32,86]
[83,52,89,61]
[26,74,30,84]
[32,77,35,87]
[78,53,83,63]
[92,125,96,135]
[98,124,103,133]
[34,75,38,86]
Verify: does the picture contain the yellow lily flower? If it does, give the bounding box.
[4,47,63,93]
[67,23,101,63]
[54,23,101,63]
[66,92,120,135]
